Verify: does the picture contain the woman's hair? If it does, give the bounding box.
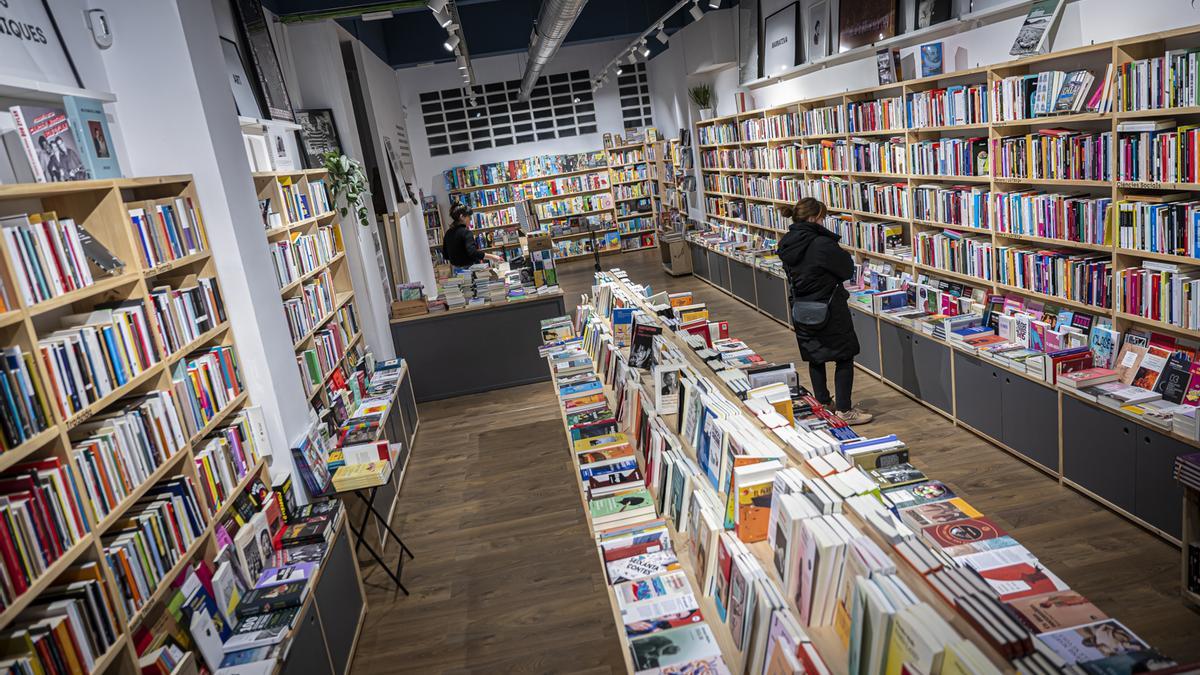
[779,197,827,223]
[450,203,473,223]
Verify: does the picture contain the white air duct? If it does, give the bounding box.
[518,0,590,100]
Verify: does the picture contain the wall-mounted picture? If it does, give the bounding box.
[763,4,797,75]
[230,0,295,122]
[1010,0,1066,56]
[803,0,830,63]
[838,0,895,52]
[220,37,263,119]
[0,0,82,88]
[914,0,953,30]
[296,109,342,167]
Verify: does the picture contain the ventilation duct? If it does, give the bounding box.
[517,0,589,100]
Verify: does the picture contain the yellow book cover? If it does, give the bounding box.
[884,612,919,675]
[833,600,853,648]
[680,308,709,322]
[572,433,628,453]
[770,398,794,424]
[735,480,773,543]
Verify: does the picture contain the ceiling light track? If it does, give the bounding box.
[591,0,719,93]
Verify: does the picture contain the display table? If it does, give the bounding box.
[389,292,567,401]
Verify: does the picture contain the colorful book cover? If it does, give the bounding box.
[1006,590,1108,633]
[922,517,1007,548]
[614,570,691,609]
[606,549,681,585]
[735,480,773,543]
[1036,619,1148,665]
[900,497,982,528]
[612,307,634,346]
[976,561,1069,601]
[62,96,121,179]
[628,624,723,672]
[883,480,957,510]
[1090,326,1120,369]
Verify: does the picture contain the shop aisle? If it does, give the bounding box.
[351,248,1200,673]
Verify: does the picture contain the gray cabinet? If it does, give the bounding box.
[1134,426,1190,537]
[729,259,756,305]
[755,270,789,324]
[1001,374,1059,471]
[708,250,730,291]
[691,244,709,279]
[879,320,915,394]
[282,604,334,675]
[911,334,952,414]
[953,352,1003,441]
[315,529,365,675]
[398,368,419,449]
[850,309,881,376]
[1063,395,1136,513]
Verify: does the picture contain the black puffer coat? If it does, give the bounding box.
[776,220,860,364]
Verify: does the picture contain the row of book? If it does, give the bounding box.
[127,198,207,271]
[852,181,909,218]
[0,212,104,308]
[613,182,652,200]
[1115,47,1200,112]
[995,246,1113,309]
[907,84,989,128]
[269,227,339,290]
[908,137,989,177]
[697,121,739,146]
[38,300,161,420]
[148,276,227,356]
[992,191,1109,244]
[1114,121,1200,184]
[745,176,805,205]
[991,130,1112,182]
[915,230,995,281]
[278,178,319,224]
[71,389,188,523]
[193,410,262,515]
[620,232,658,251]
[0,562,120,673]
[739,111,802,142]
[517,171,609,200]
[468,204,519,231]
[849,136,907,175]
[824,215,909,259]
[535,193,613,219]
[608,149,646,165]
[847,96,904,133]
[802,104,844,136]
[1117,262,1200,331]
[443,150,608,190]
[0,346,53,452]
[170,345,244,439]
[989,68,1110,121]
[0,457,91,609]
[552,231,620,259]
[612,167,649,184]
[912,184,989,229]
[1113,197,1200,258]
[307,179,332,217]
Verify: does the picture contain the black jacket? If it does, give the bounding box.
[776,220,860,364]
[442,223,484,267]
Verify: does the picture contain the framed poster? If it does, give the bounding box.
[914,0,953,30]
[296,109,342,167]
[803,0,830,63]
[230,0,295,122]
[219,37,263,119]
[1010,0,1065,56]
[762,3,798,75]
[0,0,81,87]
[837,0,895,52]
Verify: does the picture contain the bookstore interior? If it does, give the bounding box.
[4,0,1200,673]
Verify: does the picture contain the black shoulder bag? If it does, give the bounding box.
[787,243,836,330]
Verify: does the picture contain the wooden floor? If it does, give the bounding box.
[350,248,1200,674]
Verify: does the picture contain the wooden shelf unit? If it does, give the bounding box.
[694,25,1200,341]
[253,170,366,410]
[606,136,661,255]
[0,175,271,672]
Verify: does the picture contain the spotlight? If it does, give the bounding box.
[708,0,720,8]
[689,2,703,20]
[432,9,453,27]
[444,34,459,51]
[616,66,623,75]
[626,51,637,64]
[361,10,393,21]
[456,56,467,69]
[573,96,581,103]
[655,26,668,44]
[428,0,448,12]
[641,41,651,57]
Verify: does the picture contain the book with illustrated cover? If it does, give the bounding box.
[280,513,333,547]
[1036,619,1148,665]
[883,480,956,510]
[222,606,299,651]
[614,570,692,610]
[923,517,1007,548]
[236,580,308,620]
[9,105,91,182]
[606,549,681,585]
[628,623,723,672]
[255,562,317,589]
[622,594,704,638]
[62,96,121,179]
[975,561,1069,601]
[1006,590,1108,632]
[899,497,982,529]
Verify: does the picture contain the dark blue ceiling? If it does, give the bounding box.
[263,0,714,69]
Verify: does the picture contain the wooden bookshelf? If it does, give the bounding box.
[252,169,366,411]
[694,25,1200,341]
[605,135,661,256]
[0,175,271,672]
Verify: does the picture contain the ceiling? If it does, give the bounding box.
[262,0,715,69]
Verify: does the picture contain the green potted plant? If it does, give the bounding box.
[689,84,715,120]
[321,151,371,227]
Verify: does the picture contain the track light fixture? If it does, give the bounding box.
[641,41,651,57]
[616,65,623,75]
[456,55,467,69]
[689,2,703,20]
[432,9,453,27]
[428,0,449,12]
[626,51,637,65]
[708,0,720,8]
[655,26,669,44]
[444,34,459,51]
[361,10,393,21]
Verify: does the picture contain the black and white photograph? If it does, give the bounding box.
[297,109,343,166]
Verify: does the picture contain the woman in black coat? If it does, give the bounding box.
[776,197,872,425]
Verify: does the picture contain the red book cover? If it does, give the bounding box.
[922,517,1007,548]
[0,516,29,593]
[603,535,668,563]
[976,562,1069,601]
[713,536,733,615]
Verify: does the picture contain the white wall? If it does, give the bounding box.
[395,38,632,208]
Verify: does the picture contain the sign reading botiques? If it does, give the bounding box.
[0,0,80,87]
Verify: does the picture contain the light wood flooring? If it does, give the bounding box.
[350,248,1200,674]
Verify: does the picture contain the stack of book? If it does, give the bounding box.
[0,212,104,306]
[148,276,227,354]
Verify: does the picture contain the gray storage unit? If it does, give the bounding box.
[315,530,366,675]
[879,320,916,395]
[708,249,730,291]
[849,309,881,375]
[911,333,953,414]
[953,352,1004,442]
[397,367,420,448]
[1133,424,1191,537]
[1063,395,1137,514]
[755,270,790,324]
[729,259,756,305]
[691,244,709,279]
[282,604,334,675]
[1001,374,1059,471]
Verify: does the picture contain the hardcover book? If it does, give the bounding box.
[1006,590,1108,632]
[236,580,308,619]
[922,517,1007,548]
[1036,619,1148,665]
